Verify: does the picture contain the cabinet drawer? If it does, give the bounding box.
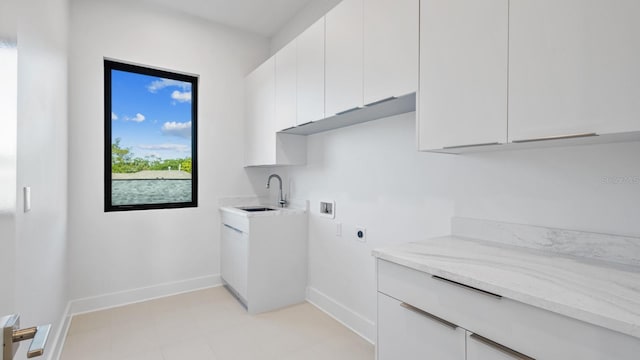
[221,211,249,233]
[378,292,465,360]
[377,259,640,359]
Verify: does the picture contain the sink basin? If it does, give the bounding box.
[237,206,277,212]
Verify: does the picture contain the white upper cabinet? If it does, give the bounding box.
[245,56,306,167]
[325,0,364,117]
[418,0,508,151]
[275,40,297,131]
[508,0,640,142]
[245,57,276,166]
[363,0,418,105]
[296,17,325,125]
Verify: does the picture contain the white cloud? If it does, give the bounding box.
[171,90,192,103]
[111,112,118,120]
[161,121,191,139]
[147,78,191,93]
[124,113,145,122]
[138,144,190,152]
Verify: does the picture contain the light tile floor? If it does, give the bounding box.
[60,287,374,360]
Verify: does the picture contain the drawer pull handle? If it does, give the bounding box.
[432,275,502,299]
[400,302,458,330]
[442,142,502,150]
[470,333,535,360]
[364,96,396,107]
[511,132,597,144]
[223,224,243,234]
[335,106,362,116]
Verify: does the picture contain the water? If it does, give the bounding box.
[112,180,192,206]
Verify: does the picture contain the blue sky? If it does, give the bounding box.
[111,70,193,160]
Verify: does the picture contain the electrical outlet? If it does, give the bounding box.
[355,227,366,242]
[336,223,342,237]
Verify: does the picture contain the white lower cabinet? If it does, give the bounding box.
[377,259,640,360]
[378,292,521,360]
[220,223,249,300]
[466,332,528,360]
[220,208,308,314]
[378,293,465,360]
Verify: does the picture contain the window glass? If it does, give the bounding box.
[104,60,198,211]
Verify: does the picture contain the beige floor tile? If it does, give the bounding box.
[67,309,113,335]
[161,337,217,360]
[279,333,374,360]
[192,302,252,335]
[205,317,306,360]
[110,324,159,359]
[118,349,164,360]
[108,305,155,332]
[61,287,374,360]
[60,326,113,360]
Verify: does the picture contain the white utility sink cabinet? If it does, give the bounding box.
[219,207,308,314]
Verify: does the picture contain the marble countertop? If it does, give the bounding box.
[373,236,640,340]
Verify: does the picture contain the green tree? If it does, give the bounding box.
[111,139,192,174]
[180,158,192,173]
[112,138,132,173]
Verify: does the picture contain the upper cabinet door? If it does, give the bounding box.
[509,0,640,142]
[297,17,325,125]
[418,0,508,150]
[363,0,418,105]
[245,57,276,166]
[275,40,297,131]
[325,0,364,117]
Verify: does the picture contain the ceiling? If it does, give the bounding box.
[136,0,315,37]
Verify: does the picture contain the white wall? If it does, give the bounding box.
[12,0,70,358]
[0,42,18,325]
[266,3,640,342]
[277,113,640,341]
[67,0,272,302]
[0,0,18,320]
[280,113,457,340]
[270,0,341,54]
[0,0,17,41]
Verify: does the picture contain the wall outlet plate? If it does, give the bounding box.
[355,227,366,242]
[319,200,335,219]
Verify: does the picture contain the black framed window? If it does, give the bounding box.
[104,60,198,211]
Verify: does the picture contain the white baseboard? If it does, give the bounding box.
[48,302,72,360]
[306,286,376,344]
[68,274,222,315]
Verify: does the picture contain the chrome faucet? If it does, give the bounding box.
[266,174,287,208]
